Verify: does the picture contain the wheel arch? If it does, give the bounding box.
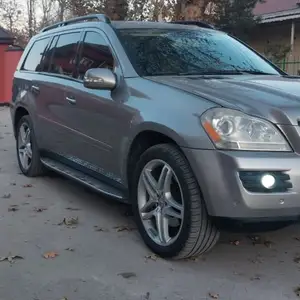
[13,106,29,138]
[123,122,187,189]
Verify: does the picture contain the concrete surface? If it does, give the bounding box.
[1,106,300,300]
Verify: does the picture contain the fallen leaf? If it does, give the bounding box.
[118,272,137,279]
[10,182,16,186]
[141,292,150,300]
[0,254,24,263]
[2,193,11,199]
[230,240,240,246]
[65,247,75,252]
[22,202,30,205]
[61,297,68,300]
[33,207,47,213]
[65,207,81,211]
[208,292,219,299]
[58,217,79,227]
[144,254,158,262]
[295,286,300,297]
[43,251,59,259]
[185,256,199,262]
[8,205,19,212]
[114,225,136,232]
[94,226,109,232]
[250,275,261,281]
[23,184,33,188]
[25,194,32,198]
[294,256,300,264]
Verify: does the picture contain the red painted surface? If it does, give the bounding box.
[3,49,23,103]
[0,44,7,103]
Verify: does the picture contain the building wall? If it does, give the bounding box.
[248,20,300,75]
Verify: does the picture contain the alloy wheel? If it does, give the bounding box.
[18,122,32,171]
[137,159,184,246]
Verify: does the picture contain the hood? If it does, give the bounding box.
[148,75,300,125]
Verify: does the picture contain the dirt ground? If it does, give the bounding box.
[1,106,300,300]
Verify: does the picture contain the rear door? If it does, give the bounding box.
[34,31,83,155]
[19,36,53,149]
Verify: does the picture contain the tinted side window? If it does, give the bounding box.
[77,31,114,80]
[49,32,81,77]
[22,37,50,72]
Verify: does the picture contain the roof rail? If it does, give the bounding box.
[41,14,111,33]
[170,20,215,29]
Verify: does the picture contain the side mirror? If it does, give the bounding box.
[83,68,117,90]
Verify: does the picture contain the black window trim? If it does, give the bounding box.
[20,29,85,83]
[44,30,84,81]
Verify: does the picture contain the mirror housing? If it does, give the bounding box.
[83,68,116,90]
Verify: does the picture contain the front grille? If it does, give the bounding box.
[239,171,292,193]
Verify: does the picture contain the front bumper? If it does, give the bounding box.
[182,148,300,221]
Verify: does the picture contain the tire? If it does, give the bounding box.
[16,115,45,177]
[131,143,220,259]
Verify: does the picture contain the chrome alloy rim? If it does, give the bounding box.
[18,123,32,171]
[137,159,184,246]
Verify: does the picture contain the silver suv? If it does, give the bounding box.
[10,14,300,259]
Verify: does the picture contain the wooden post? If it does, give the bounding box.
[290,21,295,57]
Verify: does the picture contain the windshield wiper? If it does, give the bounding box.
[237,70,277,75]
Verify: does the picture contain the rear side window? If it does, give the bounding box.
[76,31,114,80]
[22,37,50,72]
[49,32,81,77]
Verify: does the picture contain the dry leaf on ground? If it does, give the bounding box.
[65,247,75,252]
[230,240,240,246]
[114,225,136,232]
[43,251,59,259]
[65,207,81,211]
[33,207,47,213]
[10,182,16,186]
[294,256,300,264]
[208,292,219,299]
[94,226,109,232]
[295,286,300,297]
[118,272,137,279]
[144,254,158,262]
[2,193,11,199]
[8,205,19,212]
[23,184,33,188]
[58,217,79,227]
[0,255,24,263]
[141,292,150,300]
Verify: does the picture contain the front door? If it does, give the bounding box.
[62,30,130,184]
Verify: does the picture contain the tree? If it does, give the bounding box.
[173,0,211,21]
[0,0,22,32]
[212,0,265,40]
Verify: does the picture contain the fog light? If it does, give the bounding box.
[261,174,276,189]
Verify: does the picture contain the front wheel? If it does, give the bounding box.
[131,144,220,259]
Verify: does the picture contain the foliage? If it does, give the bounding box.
[264,44,291,63]
[212,0,265,40]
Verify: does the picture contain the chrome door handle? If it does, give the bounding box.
[31,85,40,92]
[66,96,76,105]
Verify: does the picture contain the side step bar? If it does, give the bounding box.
[41,157,127,202]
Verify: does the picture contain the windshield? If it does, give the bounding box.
[116,28,280,77]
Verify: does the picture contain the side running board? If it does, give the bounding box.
[41,157,127,202]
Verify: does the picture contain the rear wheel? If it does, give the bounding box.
[16,115,45,177]
[131,144,220,259]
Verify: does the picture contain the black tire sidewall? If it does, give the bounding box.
[16,115,41,176]
[132,145,196,258]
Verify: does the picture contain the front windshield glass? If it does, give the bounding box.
[116,28,280,76]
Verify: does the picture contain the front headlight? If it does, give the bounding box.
[201,108,291,152]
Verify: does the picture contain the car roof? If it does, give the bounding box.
[111,21,214,31]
